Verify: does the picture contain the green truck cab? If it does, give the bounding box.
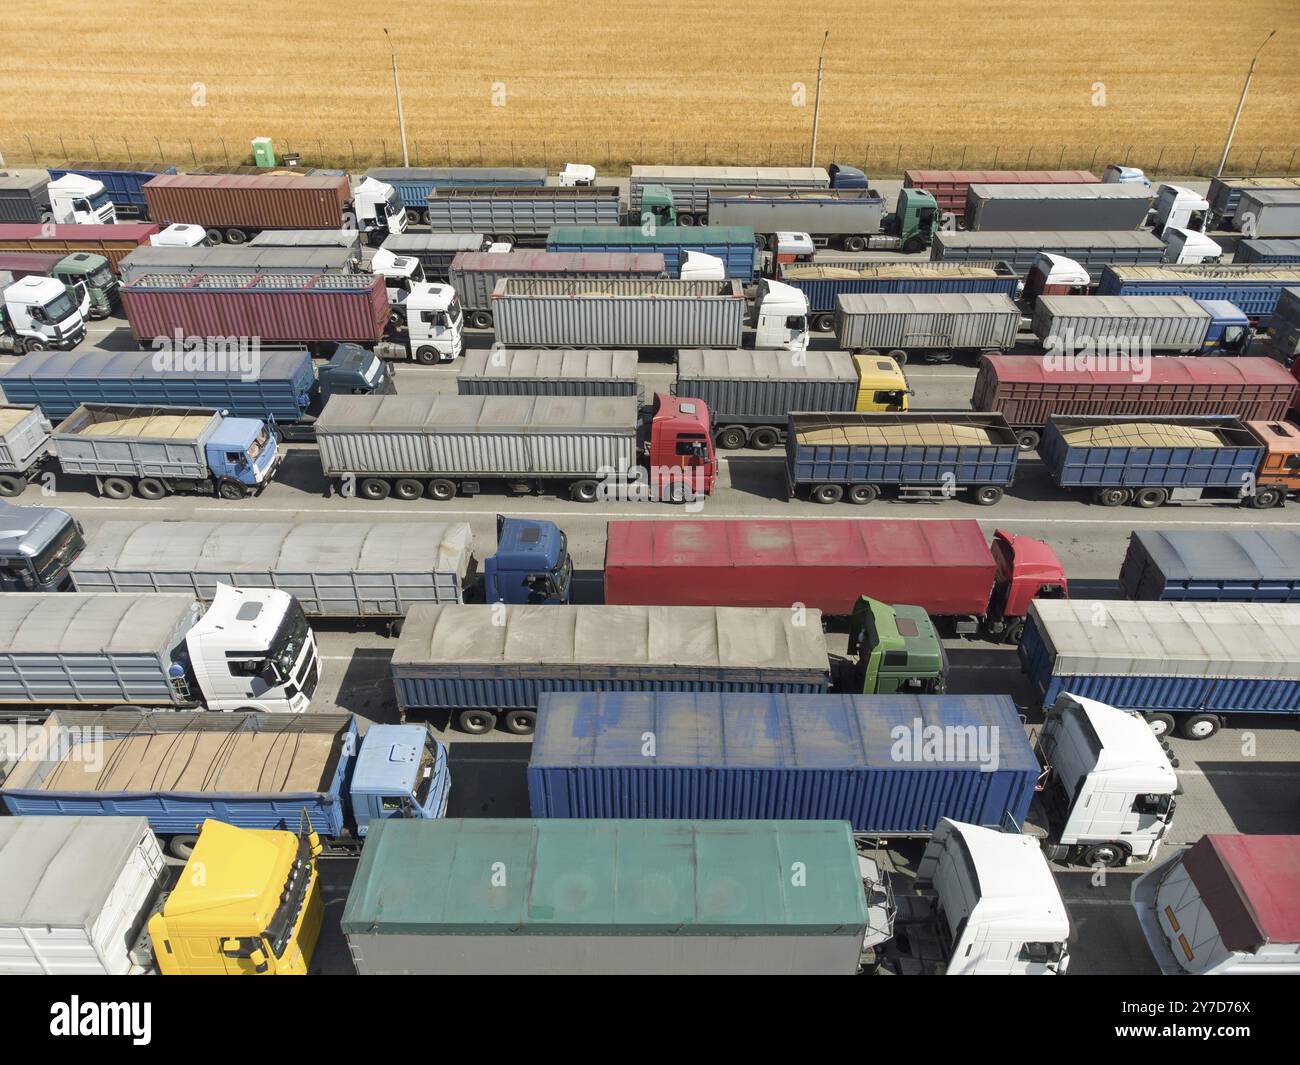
[635,184,677,227]
[895,189,940,252]
[847,595,947,693]
[53,252,118,319]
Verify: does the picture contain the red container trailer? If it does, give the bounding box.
[0,223,160,270]
[120,271,389,344]
[904,170,1099,225]
[603,518,1067,639]
[143,174,352,233]
[974,355,1299,451]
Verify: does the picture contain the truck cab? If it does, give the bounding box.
[0,499,85,591]
[846,595,947,693]
[484,515,572,604]
[635,184,678,228]
[770,231,815,276]
[317,344,395,406]
[984,529,1067,641]
[1104,164,1150,186]
[182,584,320,713]
[1032,694,1178,867]
[645,392,717,502]
[349,724,451,835]
[205,416,281,493]
[558,163,597,187]
[1,275,87,353]
[392,282,464,363]
[852,353,911,412]
[369,246,427,306]
[47,174,117,225]
[147,818,324,975]
[752,278,810,351]
[1247,418,1300,505]
[350,176,408,240]
[828,163,869,189]
[1152,184,1209,236]
[53,252,118,319]
[1023,252,1091,301]
[1196,299,1251,353]
[678,251,726,280]
[150,223,207,247]
[894,188,939,252]
[1162,227,1223,265]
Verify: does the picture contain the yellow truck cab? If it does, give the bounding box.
[851,353,910,412]
[148,819,324,975]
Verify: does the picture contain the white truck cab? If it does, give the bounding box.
[752,278,810,352]
[1153,184,1210,235]
[183,584,319,713]
[1023,252,1091,300]
[150,223,207,248]
[1,275,88,353]
[1103,164,1150,186]
[678,250,726,281]
[772,231,816,275]
[350,176,408,238]
[386,282,464,363]
[46,174,117,224]
[369,246,427,303]
[1032,693,1179,867]
[1162,227,1223,264]
[557,163,597,187]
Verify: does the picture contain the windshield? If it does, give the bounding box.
[90,191,113,210]
[32,521,86,586]
[88,264,114,287]
[270,600,310,680]
[550,531,571,594]
[246,426,270,462]
[448,294,462,323]
[43,291,78,322]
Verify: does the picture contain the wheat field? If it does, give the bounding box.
[2,0,1298,174]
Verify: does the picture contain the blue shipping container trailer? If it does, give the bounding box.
[47,162,178,219]
[527,691,1037,834]
[1096,265,1300,325]
[1120,529,1300,602]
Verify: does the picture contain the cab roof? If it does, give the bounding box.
[351,724,430,796]
[163,819,297,923]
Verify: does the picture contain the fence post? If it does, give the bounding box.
[992,145,999,167]
[1153,145,1164,176]
[958,144,966,168]
[189,139,197,166]
[58,135,67,159]
[895,145,901,172]
[220,138,228,164]
[154,137,162,159]
[1089,146,1099,170]
[1026,145,1032,167]
[1057,145,1064,168]
[1254,147,1264,174]
[1188,146,1198,173]
[1288,146,1298,175]
[90,135,99,161]
[25,134,36,162]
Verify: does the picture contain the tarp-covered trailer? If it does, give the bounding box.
[1119,529,1300,603]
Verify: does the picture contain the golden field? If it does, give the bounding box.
[2,0,1298,174]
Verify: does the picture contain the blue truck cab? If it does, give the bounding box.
[484,515,572,604]
[318,343,395,406]
[207,416,281,492]
[828,164,869,189]
[350,723,452,835]
[1197,299,1252,354]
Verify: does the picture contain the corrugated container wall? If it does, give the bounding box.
[448,252,667,312]
[1031,295,1212,352]
[142,174,350,229]
[903,169,1099,220]
[931,230,1166,279]
[674,349,859,419]
[1118,529,1300,603]
[0,224,160,270]
[834,293,1020,351]
[965,183,1153,231]
[456,349,639,397]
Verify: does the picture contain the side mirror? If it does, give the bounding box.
[220,938,242,956]
[249,948,269,975]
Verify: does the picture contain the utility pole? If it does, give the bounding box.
[384,28,410,167]
[1216,29,1275,177]
[809,31,829,167]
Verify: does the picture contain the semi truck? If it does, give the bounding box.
[1150,184,1210,235]
[490,277,809,352]
[1231,189,1300,237]
[603,518,1066,641]
[1031,294,1252,358]
[780,260,1019,333]
[629,165,832,225]
[1207,175,1300,228]
[1237,238,1300,264]
[0,712,450,857]
[1039,414,1300,509]
[0,498,84,590]
[68,520,475,630]
[0,274,88,353]
[1266,286,1300,361]
[1096,264,1300,325]
[785,410,1022,505]
[316,392,715,504]
[342,818,877,976]
[705,188,939,252]
[449,250,666,328]
[545,225,757,281]
[1120,528,1300,603]
[0,586,319,714]
[931,230,1168,279]
[673,349,910,450]
[903,169,1099,225]
[973,355,1297,451]
[1132,834,1300,975]
[0,345,392,442]
[48,162,178,220]
[120,272,464,364]
[1020,598,1300,738]
[457,348,639,398]
[0,172,117,225]
[0,250,118,318]
[116,244,361,283]
[51,404,281,501]
[379,233,491,279]
[0,222,160,270]
[965,183,1154,231]
[366,166,547,222]
[834,292,1021,364]
[423,186,621,245]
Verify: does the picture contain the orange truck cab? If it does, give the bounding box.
[1247,419,1300,505]
[645,392,717,501]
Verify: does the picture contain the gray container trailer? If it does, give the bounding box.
[965,184,1154,231]
[457,349,639,398]
[1236,239,1300,264]
[1231,189,1300,237]
[0,174,50,224]
[0,405,53,491]
[390,603,831,732]
[117,245,359,284]
[491,277,748,349]
[1031,295,1221,354]
[1119,529,1300,603]
[931,230,1167,279]
[248,229,364,253]
[1266,286,1300,358]
[706,190,886,240]
[0,592,202,707]
[423,187,621,244]
[70,520,473,622]
[1207,177,1300,227]
[629,166,831,221]
[448,251,667,328]
[834,292,1021,363]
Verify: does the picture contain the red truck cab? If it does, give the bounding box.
[646,392,716,501]
[988,529,1068,637]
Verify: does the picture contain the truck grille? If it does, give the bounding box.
[297,647,320,701]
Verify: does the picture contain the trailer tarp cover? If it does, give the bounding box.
[1181,835,1300,951]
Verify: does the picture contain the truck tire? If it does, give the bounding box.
[1143,713,1176,738]
[749,427,779,451]
[1180,713,1221,741]
[503,709,537,735]
[0,475,23,497]
[393,478,423,500]
[886,349,908,366]
[23,338,47,353]
[844,235,867,252]
[217,479,247,500]
[716,426,747,450]
[846,484,879,505]
[925,348,954,364]
[225,228,248,244]
[570,479,600,503]
[1093,486,1129,507]
[1080,843,1128,868]
[1015,429,1040,452]
[168,835,200,860]
[359,477,391,500]
[427,478,456,501]
[136,477,168,500]
[414,346,440,365]
[456,708,497,734]
[404,208,422,226]
[812,483,844,504]
[1002,621,1025,645]
[102,476,133,500]
[471,310,493,329]
[203,228,223,246]
[1250,486,1283,508]
[753,233,768,250]
[676,213,696,227]
[814,312,835,333]
[973,485,1004,506]
[1133,486,1168,509]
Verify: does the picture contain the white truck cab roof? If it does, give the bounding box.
[150,223,206,247]
[404,281,459,311]
[558,163,597,186]
[776,231,816,256]
[1052,693,1178,792]
[1032,252,1090,286]
[679,250,726,280]
[369,247,420,278]
[4,274,65,303]
[1162,227,1222,261]
[187,584,293,649]
[948,820,1071,942]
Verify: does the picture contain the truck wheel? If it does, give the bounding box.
[847,484,879,505]
[503,709,537,735]
[427,478,456,501]
[203,228,223,246]
[494,234,517,247]
[0,475,23,497]
[753,233,768,250]
[393,478,423,500]
[886,349,908,366]
[359,477,391,500]
[101,477,133,500]
[1180,713,1221,741]
[749,427,779,451]
[168,835,200,860]
[456,708,497,734]
[1250,487,1283,508]
[1002,621,1025,644]
[1015,430,1040,452]
[404,208,422,226]
[216,479,246,500]
[471,310,493,329]
[136,477,168,500]
[814,313,835,333]
[716,426,747,450]
[676,213,696,227]
[1080,843,1127,868]
[23,338,47,353]
[812,484,843,504]
[570,479,600,503]
[1133,486,1168,509]
[926,348,954,364]
[902,235,926,254]
[414,346,441,365]
[1143,713,1176,738]
[973,485,1004,506]
[1093,487,1129,507]
[225,228,248,244]
[844,235,867,252]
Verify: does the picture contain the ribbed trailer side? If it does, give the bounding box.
[1097,265,1300,324]
[142,174,350,229]
[456,349,639,398]
[674,349,859,421]
[931,230,1166,279]
[1119,529,1300,603]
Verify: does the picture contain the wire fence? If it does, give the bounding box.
[5,133,1300,178]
